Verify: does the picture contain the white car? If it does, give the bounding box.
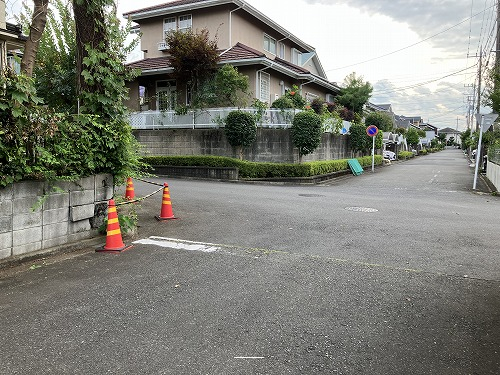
[383,150,396,160]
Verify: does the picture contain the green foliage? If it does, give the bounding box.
[419,149,428,155]
[251,98,268,124]
[271,96,295,110]
[321,111,343,134]
[399,151,414,159]
[406,128,420,147]
[141,155,383,179]
[336,72,373,114]
[291,111,323,157]
[365,111,394,132]
[224,111,257,159]
[0,71,144,187]
[271,85,306,110]
[165,28,219,97]
[310,97,326,115]
[395,127,407,135]
[349,123,371,152]
[195,65,250,108]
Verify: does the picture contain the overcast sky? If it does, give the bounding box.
[8,0,497,130]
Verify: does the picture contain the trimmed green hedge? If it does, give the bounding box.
[398,151,414,159]
[141,155,383,179]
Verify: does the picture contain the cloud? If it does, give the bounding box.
[302,0,494,55]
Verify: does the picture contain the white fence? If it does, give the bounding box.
[129,108,299,129]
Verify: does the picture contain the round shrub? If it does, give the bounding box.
[224,110,257,158]
[291,111,322,157]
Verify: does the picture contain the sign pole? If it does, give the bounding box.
[366,125,379,173]
[372,135,376,173]
[472,116,483,190]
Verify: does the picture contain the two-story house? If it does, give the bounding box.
[0,0,25,73]
[123,0,340,112]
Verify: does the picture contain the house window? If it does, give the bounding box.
[179,15,192,33]
[164,17,176,37]
[263,34,276,55]
[278,42,285,59]
[292,48,302,65]
[326,93,335,103]
[259,71,270,103]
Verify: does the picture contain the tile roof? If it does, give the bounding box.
[219,42,265,60]
[127,56,173,70]
[274,57,310,74]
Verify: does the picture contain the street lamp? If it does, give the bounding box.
[473,113,498,190]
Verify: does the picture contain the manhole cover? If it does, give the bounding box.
[299,194,326,197]
[344,207,379,213]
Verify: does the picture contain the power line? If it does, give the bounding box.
[326,3,496,72]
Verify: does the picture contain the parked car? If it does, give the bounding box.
[383,150,396,160]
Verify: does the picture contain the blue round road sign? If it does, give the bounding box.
[366,125,378,137]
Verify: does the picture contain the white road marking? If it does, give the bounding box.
[133,236,220,253]
[234,357,265,359]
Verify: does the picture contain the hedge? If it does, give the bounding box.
[141,155,383,179]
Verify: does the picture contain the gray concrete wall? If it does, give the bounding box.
[134,128,352,163]
[487,160,500,191]
[0,174,113,260]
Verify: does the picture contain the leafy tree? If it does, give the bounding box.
[336,72,373,114]
[165,28,220,103]
[365,111,393,132]
[224,110,257,159]
[437,133,447,143]
[291,111,322,161]
[349,123,370,153]
[406,127,420,147]
[195,65,250,108]
[395,127,407,135]
[19,0,76,112]
[310,97,326,115]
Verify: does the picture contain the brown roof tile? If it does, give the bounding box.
[127,56,173,70]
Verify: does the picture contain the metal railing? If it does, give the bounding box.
[128,108,299,129]
[488,145,500,165]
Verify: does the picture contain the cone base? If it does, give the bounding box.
[96,244,133,253]
[155,215,178,221]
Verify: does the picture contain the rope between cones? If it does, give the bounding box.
[114,186,164,206]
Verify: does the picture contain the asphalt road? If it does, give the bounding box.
[1,148,499,374]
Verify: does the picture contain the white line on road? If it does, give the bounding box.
[234,357,265,359]
[133,237,221,253]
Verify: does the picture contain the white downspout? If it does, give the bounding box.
[219,5,244,56]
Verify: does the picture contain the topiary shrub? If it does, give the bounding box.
[224,110,257,159]
[291,111,322,161]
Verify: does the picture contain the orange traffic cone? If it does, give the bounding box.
[125,177,135,200]
[96,199,132,252]
[155,183,177,221]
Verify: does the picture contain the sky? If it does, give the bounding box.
[7,0,498,131]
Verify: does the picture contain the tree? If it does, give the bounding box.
[406,128,420,148]
[365,111,394,132]
[165,28,220,103]
[19,0,76,111]
[349,123,371,153]
[21,0,50,77]
[336,72,373,114]
[196,65,250,108]
[291,111,322,161]
[224,110,257,159]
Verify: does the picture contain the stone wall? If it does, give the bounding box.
[0,174,113,260]
[133,128,352,163]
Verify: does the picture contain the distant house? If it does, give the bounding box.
[439,127,462,145]
[0,0,25,73]
[123,0,340,112]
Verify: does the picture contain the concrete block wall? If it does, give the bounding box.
[0,174,113,260]
[134,128,351,163]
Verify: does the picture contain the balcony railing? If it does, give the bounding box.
[128,108,299,129]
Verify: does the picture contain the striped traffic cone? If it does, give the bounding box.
[155,183,177,221]
[125,177,135,200]
[96,199,132,252]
